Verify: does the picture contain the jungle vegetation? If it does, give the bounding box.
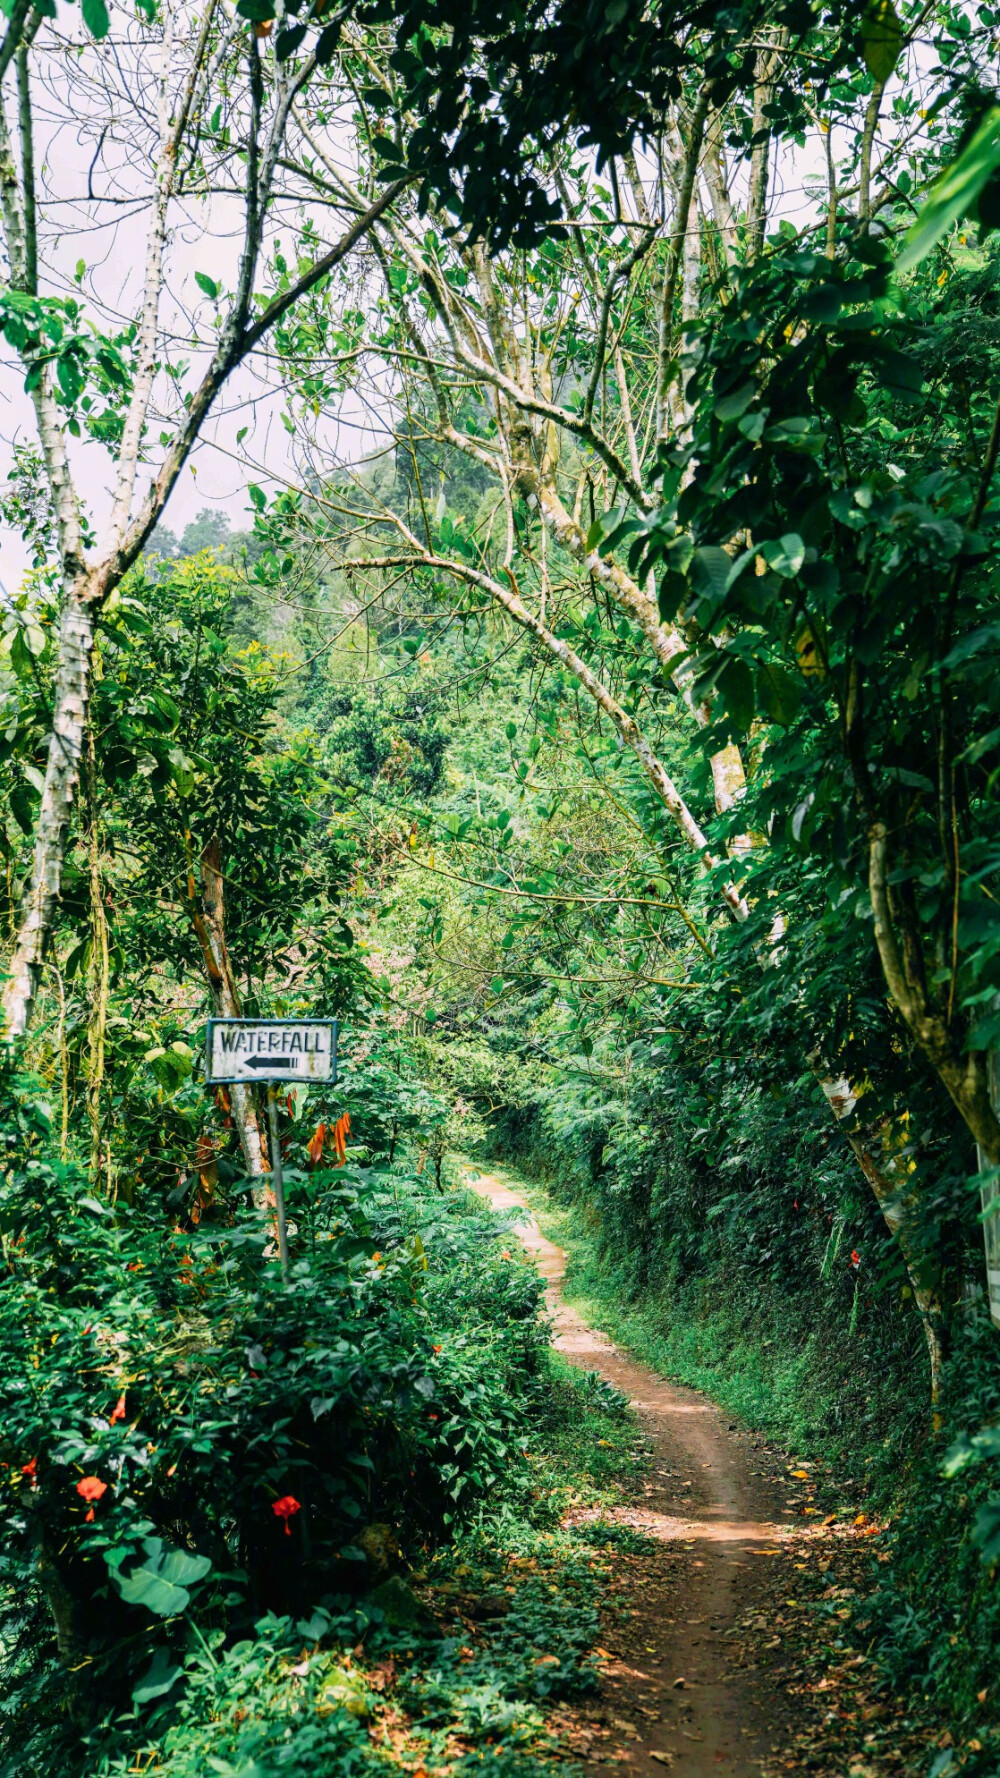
[1,0,1000,1769]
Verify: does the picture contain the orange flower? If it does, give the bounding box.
[850,1249,861,1268]
[272,1495,301,1536]
[109,1394,126,1424]
[332,1111,351,1166]
[307,1123,327,1168]
[77,1475,107,1517]
[21,1458,37,1486]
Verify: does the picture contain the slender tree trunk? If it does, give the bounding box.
[747,33,788,260]
[2,583,95,1039]
[84,717,111,1189]
[811,1059,947,1406]
[190,838,268,1188]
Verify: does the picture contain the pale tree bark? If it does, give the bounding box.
[857,81,885,228]
[0,4,408,1039]
[747,31,788,261]
[702,111,738,271]
[84,717,110,1190]
[656,87,710,444]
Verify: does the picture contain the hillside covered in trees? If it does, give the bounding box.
[2,0,1000,1772]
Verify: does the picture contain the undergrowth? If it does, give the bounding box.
[0,1119,643,1778]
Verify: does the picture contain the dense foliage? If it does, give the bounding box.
[4,0,1000,1768]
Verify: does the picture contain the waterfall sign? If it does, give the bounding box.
[206,1018,338,1085]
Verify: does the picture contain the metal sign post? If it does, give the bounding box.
[978,1052,1000,1331]
[205,1018,338,1285]
[267,1085,291,1285]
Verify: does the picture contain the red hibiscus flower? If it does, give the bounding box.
[77,1475,107,1521]
[272,1495,301,1536]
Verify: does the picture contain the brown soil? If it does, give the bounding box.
[463,1167,923,1778]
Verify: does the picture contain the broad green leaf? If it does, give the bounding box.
[714,380,755,422]
[132,1648,183,1705]
[81,0,110,38]
[167,746,195,797]
[861,0,901,82]
[898,108,1000,272]
[195,271,220,300]
[115,1538,212,1618]
[315,21,342,62]
[760,534,805,579]
[756,661,802,726]
[718,656,755,732]
[689,546,731,601]
[275,22,307,60]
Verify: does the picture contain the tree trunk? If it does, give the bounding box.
[811,1059,947,1407]
[2,583,94,1040]
[191,838,268,1187]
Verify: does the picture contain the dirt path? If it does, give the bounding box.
[464,1166,804,1778]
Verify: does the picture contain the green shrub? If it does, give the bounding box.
[0,1140,546,1769]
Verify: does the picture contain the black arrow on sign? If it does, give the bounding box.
[242,1054,301,1071]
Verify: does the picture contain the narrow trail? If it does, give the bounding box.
[464,1166,803,1778]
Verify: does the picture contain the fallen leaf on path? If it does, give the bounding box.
[649,1755,675,1767]
[671,1676,686,1689]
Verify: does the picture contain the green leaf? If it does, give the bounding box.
[132,1647,184,1705]
[81,0,110,37]
[689,546,732,601]
[195,271,220,300]
[861,0,901,82]
[9,780,33,834]
[56,353,83,403]
[713,380,755,423]
[898,108,1000,272]
[756,661,802,726]
[167,746,195,797]
[114,1538,212,1618]
[718,656,755,732]
[275,22,307,60]
[760,534,805,579]
[315,20,341,62]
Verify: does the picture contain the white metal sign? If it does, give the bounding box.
[205,1018,337,1085]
